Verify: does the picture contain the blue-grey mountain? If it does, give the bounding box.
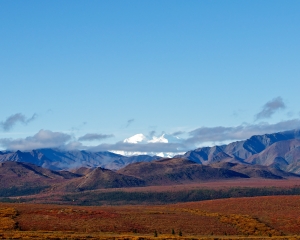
[0,149,161,170]
[181,129,300,173]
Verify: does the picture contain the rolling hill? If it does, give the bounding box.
[0,161,80,197]
[65,167,146,191]
[118,158,248,185]
[1,157,300,200]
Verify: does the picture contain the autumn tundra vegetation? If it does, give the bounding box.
[2,161,300,239]
[1,195,300,239]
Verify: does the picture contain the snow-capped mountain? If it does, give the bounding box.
[124,133,146,143]
[148,134,168,143]
[113,133,184,158]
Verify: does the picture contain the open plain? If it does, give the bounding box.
[1,195,300,239]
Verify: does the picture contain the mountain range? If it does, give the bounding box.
[2,157,299,197]
[1,129,300,198]
[1,129,300,173]
[0,148,161,170]
[180,129,300,173]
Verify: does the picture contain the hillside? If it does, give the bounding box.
[0,149,161,170]
[0,161,80,197]
[245,139,300,173]
[182,129,300,173]
[2,158,300,200]
[65,167,145,191]
[210,162,300,179]
[118,158,249,185]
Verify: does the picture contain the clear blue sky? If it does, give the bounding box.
[1,1,300,154]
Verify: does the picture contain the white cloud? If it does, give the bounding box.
[124,133,146,143]
[0,129,71,151]
[148,134,168,143]
[87,141,186,153]
[1,119,300,154]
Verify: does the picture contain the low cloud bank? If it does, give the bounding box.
[1,119,300,153]
[87,141,186,153]
[0,129,71,151]
[78,133,114,141]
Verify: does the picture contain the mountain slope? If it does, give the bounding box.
[65,167,146,191]
[0,148,161,171]
[0,161,81,196]
[0,150,52,167]
[182,129,300,173]
[210,162,300,179]
[245,139,300,173]
[117,158,249,185]
[1,158,300,197]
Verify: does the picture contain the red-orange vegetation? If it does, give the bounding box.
[0,207,18,230]
[0,203,238,235]
[1,195,300,238]
[175,195,300,235]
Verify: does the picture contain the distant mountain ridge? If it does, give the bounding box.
[0,148,161,171]
[1,129,300,174]
[181,129,300,173]
[1,157,299,198]
[2,129,300,199]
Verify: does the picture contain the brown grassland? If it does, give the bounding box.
[1,195,300,239]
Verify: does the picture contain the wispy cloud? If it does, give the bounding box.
[78,133,114,141]
[0,113,37,131]
[171,131,185,136]
[126,119,134,128]
[88,141,187,153]
[148,130,156,138]
[255,97,286,120]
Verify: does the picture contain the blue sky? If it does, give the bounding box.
[1,1,300,154]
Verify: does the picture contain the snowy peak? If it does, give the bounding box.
[124,134,146,144]
[120,133,184,157]
[148,134,168,143]
[124,133,182,144]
